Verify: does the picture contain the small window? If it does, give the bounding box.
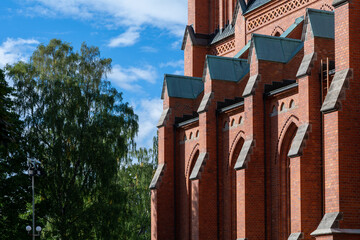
[189,132,193,139]
[289,100,295,109]
[280,103,285,112]
[239,116,243,124]
[272,105,277,113]
[231,119,235,127]
[196,130,199,138]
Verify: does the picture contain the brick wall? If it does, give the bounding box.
[152,0,360,239]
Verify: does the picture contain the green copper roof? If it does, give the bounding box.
[234,40,251,58]
[307,9,334,39]
[161,74,203,99]
[205,55,250,82]
[251,34,303,63]
[281,16,304,38]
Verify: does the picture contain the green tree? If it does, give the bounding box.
[6,39,138,239]
[0,68,30,239]
[120,142,157,240]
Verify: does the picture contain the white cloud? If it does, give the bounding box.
[160,59,184,75]
[24,0,187,36]
[160,59,184,68]
[173,70,183,75]
[133,98,163,148]
[108,64,157,91]
[171,39,183,49]
[0,38,39,68]
[108,27,140,47]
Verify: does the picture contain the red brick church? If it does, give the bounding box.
[150,0,360,239]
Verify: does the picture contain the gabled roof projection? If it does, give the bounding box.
[251,34,303,63]
[281,16,304,38]
[161,74,204,99]
[306,9,334,39]
[205,55,250,82]
[181,25,210,50]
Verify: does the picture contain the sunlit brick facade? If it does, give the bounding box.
[150,0,360,239]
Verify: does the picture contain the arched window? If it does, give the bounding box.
[271,105,278,115]
[231,119,235,127]
[239,116,243,125]
[224,121,229,129]
[277,123,297,240]
[280,102,285,112]
[195,130,199,138]
[188,149,199,239]
[289,100,295,109]
[189,132,193,140]
[274,31,281,37]
[225,137,244,239]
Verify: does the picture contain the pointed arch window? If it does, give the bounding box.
[277,123,298,239]
[188,149,199,239]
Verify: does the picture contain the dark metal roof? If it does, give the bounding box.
[264,80,298,96]
[205,55,249,82]
[307,9,334,39]
[161,74,204,99]
[176,117,199,128]
[251,34,303,63]
[243,0,272,14]
[181,25,211,50]
[217,97,244,113]
[175,111,199,127]
[210,24,235,45]
[332,0,348,8]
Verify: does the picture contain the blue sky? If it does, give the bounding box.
[0,0,187,149]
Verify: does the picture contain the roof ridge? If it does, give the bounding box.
[206,55,248,61]
[252,33,303,42]
[164,74,202,81]
[307,8,335,15]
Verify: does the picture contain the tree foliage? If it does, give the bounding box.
[120,140,157,239]
[0,69,30,239]
[6,39,139,239]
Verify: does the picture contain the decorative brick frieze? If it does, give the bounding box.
[247,0,317,32]
[210,38,236,56]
